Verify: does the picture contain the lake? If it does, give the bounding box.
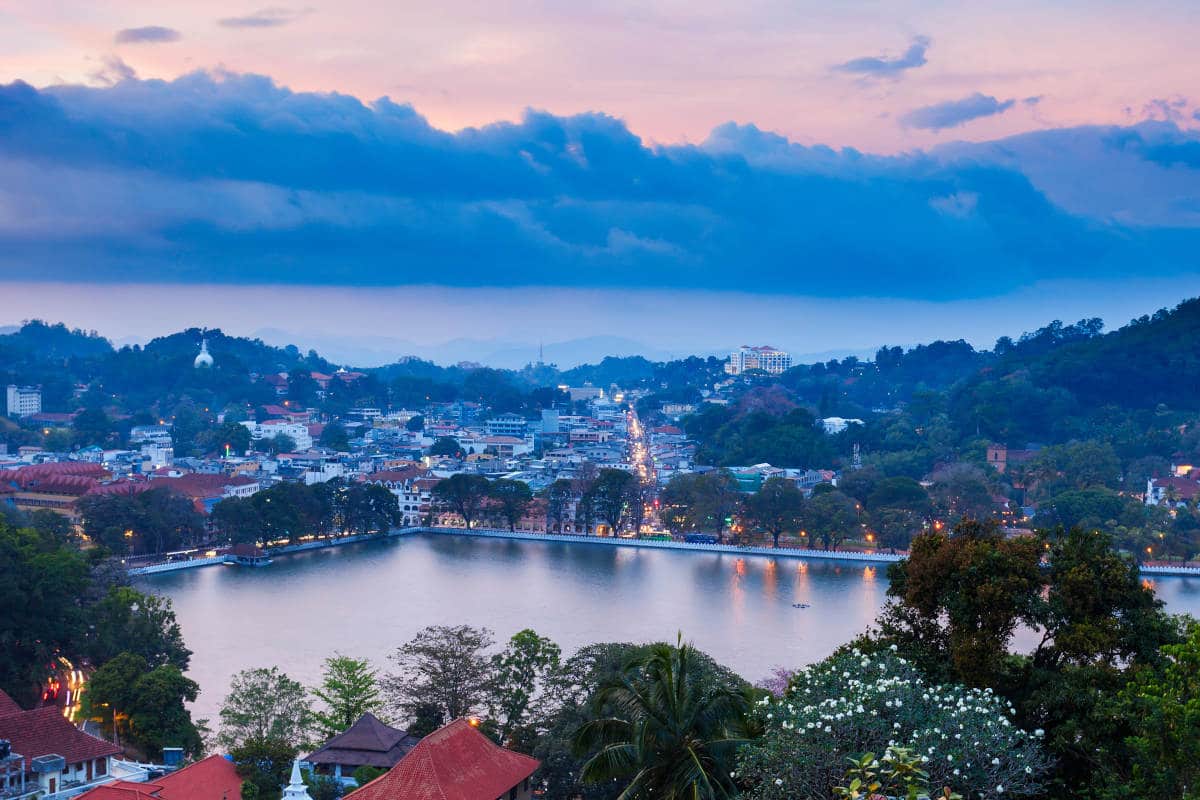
[137,533,1200,722]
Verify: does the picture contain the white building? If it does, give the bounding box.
[821,417,864,434]
[5,385,41,418]
[486,413,528,438]
[240,420,314,451]
[725,345,792,375]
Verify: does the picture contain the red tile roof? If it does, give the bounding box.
[0,705,121,771]
[366,467,427,484]
[345,718,538,800]
[0,689,24,717]
[77,755,242,800]
[153,474,258,500]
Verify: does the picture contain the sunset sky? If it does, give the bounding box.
[1,1,1199,361]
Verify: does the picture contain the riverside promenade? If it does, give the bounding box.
[127,525,1200,577]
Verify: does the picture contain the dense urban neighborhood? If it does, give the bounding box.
[3,300,1200,800]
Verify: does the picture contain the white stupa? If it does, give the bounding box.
[194,338,214,369]
[282,759,312,800]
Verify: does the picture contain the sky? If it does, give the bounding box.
[1,1,1200,363]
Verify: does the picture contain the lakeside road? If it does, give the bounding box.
[127,525,1200,577]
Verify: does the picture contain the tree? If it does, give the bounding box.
[589,469,634,535]
[86,653,201,758]
[265,433,296,455]
[87,585,191,670]
[804,490,862,551]
[573,636,752,800]
[29,509,73,546]
[489,479,533,531]
[79,486,205,555]
[544,479,574,533]
[744,477,804,547]
[232,736,296,800]
[489,629,561,747]
[878,519,1043,688]
[211,496,264,544]
[432,473,490,529]
[319,422,350,452]
[73,407,115,447]
[310,654,385,740]
[1094,624,1200,800]
[405,415,424,432]
[214,420,252,456]
[125,665,202,758]
[386,625,495,727]
[929,463,996,522]
[429,436,464,458]
[342,484,400,535]
[219,667,310,751]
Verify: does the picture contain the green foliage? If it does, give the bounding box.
[488,478,533,531]
[835,748,962,800]
[232,736,296,800]
[804,490,861,551]
[573,636,753,800]
[659,470,740,541]
[86,652,201,758]
[385,624,495,726]
[738,650,1048,800]
[351,765,387,788]
[0,520,91,705]
[743,476,805,547]
[490,629,561,747]
[432,473,491,528]
[684,406,833,469]
[87,585,191,669]
[219,667,311,751]
[319,422,351,452]
[429,436,464,458]
[1093,624,1200,799]
[79,486,206,555]
[309,654,385,740]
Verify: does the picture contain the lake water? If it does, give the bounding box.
[137,533,1200,722]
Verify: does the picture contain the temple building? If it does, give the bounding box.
[303,713,420,782]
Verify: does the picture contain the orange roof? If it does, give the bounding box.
[345,718,539,800]
[0,705,121,772]
[77,755,241,800]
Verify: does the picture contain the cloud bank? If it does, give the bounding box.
[0,71,1197,299]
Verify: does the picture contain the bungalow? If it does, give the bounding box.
[0,692,123,798]
[344,718,538,800]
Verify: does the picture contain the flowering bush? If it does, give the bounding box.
[736,648,1049,800]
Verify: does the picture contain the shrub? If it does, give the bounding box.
[737,648,1049,800]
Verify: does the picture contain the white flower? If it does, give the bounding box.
[1034,729,1045,737]
[992,758,1001,766]
[1025,767,1032,774]
[774,778,783,786]
[997,785,1005,794]
[890,644,898,652]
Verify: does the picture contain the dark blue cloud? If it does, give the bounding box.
[901,93,1015,131]
[835,36,930,77]
[0,72,1196,298]
[115,26,182,44]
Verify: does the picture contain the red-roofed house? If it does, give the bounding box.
[152,473,260,513]
[75,754,241,800]
[344,718,538,800]
[0,703,122,797]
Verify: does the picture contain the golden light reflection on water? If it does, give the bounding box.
[763,559,777,600]
[863,566,877,582]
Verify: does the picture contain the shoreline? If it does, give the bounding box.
[126,526,1200,577]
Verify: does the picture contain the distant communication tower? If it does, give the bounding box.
[852,443,862,471]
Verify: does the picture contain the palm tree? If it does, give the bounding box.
[573,636,753,799]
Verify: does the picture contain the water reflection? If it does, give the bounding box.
[138,534,1200,722]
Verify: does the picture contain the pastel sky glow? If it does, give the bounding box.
[4,0,1199,151]
[2,0,1200,358]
